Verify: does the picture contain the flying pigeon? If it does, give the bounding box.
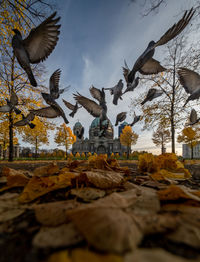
[12,12,61,87]
[74,126,84,139]
[178,68,200,107]
[62,99,81,117]
[14,113,35,129]
[127,8,194,84]
[186,109,200,126]
[115,112,127,126]
[130,113,141,126]
[47,69,69,100]
[105,79,123,105]
[122,62,140,94]
[0,90,21,114]
[141,88,163,105]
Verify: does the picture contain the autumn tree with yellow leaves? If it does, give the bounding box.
[0,0,55,161]
[120,125,138,159]
[177,127,200,159]
[20,117,55,158]
[152,125,171,154]
[131,35,200,154]
[54,124,76,159]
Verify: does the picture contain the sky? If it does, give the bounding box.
[20,0,197,155]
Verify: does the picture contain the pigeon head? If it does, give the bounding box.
[148,41,156,48]
[12,29,22,36]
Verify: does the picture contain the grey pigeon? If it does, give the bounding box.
[141,88,163,105]
[115,112,127,126]
[105,79,123,105]
[62,100,81,117]
[0,90,21,114]
[127,8,194,83]
[130,113,141,126]
[48,69,69,100]
[178,68,200,107]
[14,113,35,129]
[122,62,140,94]
[41,93,69,124]
[12,12,61,87]
[186,109,200,125]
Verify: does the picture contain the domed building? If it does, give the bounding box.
[72,117,127,155]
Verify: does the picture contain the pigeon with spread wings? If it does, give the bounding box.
[14,113,35,129]
[178,68,200,107]
[105,79,123,105]
[12,12,61,87]
[123,62,140,94]
[129,112,141,126]
[0,90,21,115]
[62,99,81,118]
[141,88,163,105]
[126,8,194,84]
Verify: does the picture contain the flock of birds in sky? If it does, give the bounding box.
[1,7,200,138]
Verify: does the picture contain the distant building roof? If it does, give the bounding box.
[90,117,100,128]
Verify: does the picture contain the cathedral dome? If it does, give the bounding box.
[90,117,100,128]
[74,121,82,128]
[89,117,113,139]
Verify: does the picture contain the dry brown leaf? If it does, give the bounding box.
[67,207,142,253]
[48,249,123,262]
[34,200,80,226]
[0,209,25,223]
[157,185,200,202]
[70,187,106,201]
[84,170,124,189]
[19,172,77,203]
[33,162,59,177]
[125,248,195,262]
[32,223,84,248]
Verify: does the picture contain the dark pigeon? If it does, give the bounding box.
[130,113,141,126]
[186,109,200,125]
[141,88,163,105]
[49,69,69,100]
[12,12,61,87]
[115,112,127,126]
[0,89,21,114]
[62,99,81,118]
[105,79,123,105]
[14,113,35,129]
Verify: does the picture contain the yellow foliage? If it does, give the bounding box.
[87,152,92,157]
[138,153,160,173]
[75,152,80,158]
[120,126,138,148]
[81,152,85,158]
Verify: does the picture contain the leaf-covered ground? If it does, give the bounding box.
[0,154,200,262]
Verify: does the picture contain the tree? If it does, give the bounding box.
[0,0,55,161]
[54,124,76,159]
[152,125,171,154]
[20,117,54,158]
[131,34,200,153]
[120,125,138,159]
[0,119,18,159]
[177,127,200,159]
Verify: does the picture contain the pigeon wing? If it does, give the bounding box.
[30,106,59,118]
[26,112,35,121]
[154,8,194,48]
[23,12,61,64]
[0,104,10,112]
[89,86,102,102]
[49,69,61,99]
[139,58,166,75]
[178,68,200,94]
[62,99,75,111]
[74,93,101,117]
[14,119,27,126]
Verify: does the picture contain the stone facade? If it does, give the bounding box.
[0,144,20,159]
[72,118,127,155]
[182,143,200,159]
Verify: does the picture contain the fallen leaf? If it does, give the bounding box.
[33,162,59,177]
[48,249,122,262]
[34,200,80,226]
[19,172,76,203]
[67,207,142,253]
[157,185,200,202]
[33,223,84,248]
[70,187,106,201]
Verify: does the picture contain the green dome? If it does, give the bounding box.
[122,121,128,125]
[74,121,82,128]
[90,117,100,128]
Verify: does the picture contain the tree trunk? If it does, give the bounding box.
[191,145,194,159]
[8,111,14,162]
[35,137,38,159]
[127,146,130,159]
[161,133,164,154]
[65,145,68,160]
